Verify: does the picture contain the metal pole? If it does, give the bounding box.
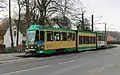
[91,15,94,32]
[105,23,106,34]
[104,23,107,45]
[81,13,84,31]
[9,0,14,47]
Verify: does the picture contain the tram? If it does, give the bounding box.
[25,25,107,55]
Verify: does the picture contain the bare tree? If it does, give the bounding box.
[18,0,39,27]
[25,0,30,27]
[0,0,7,12]
[16,0,23,47]
[13,0,37,37]
[72,11,91,31]
[35,0,60,25]
[50,0,74,28]
[9,0,14,47]
[13,0,73,28]
[51,15,71,28]
[0,18,9,35]
[71,0,91,31]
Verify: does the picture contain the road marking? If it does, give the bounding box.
[0,58,44,65]
[89,64,115,74]
[1,57,88,75]
[46,62,88,75]
[58,57,87,65]
[1,65,51,75]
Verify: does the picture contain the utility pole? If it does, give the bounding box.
[9,0,14,47]
[81,12,84,31]
[105,23,107,34]
[16,0,21,47]
[91,15,94,32]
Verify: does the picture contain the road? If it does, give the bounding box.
[0,45,120,75]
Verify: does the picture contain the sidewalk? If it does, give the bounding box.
[0,53,40,64]
[0,53,25,63]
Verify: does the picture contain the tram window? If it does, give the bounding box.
[79,36,82,44]
[35,30,39,41]
[98,36,101,41]
[103,36,105,41]
[47,31,53,41]
[86,36,89,44]
[82,36,84,44]
[101,36,103,41]
[100,36,102,41]
[68,33,72,41]
[61,32,67,41]
[88,37,90,44]
[98,36,100,41]
[87,36,89,44]
[101,36,104,41]
[89,36,91,44]
[85,36,87,44]
[104,36,105,41]
[104,36,106,41]
[95,37,96,43]
[83,36,86,44]
[93,37,96,44]
[40,31,44,42]
[91,37,94,44]
[54,32,61,41]
[90,37,93,44]
[72,33,75,41]
[90,37,92,44]
[88,36,90,44]
[104,36,107,41]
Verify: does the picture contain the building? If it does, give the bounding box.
[4,25,25,47]
[0,25,6,51]
[107,36,116,42]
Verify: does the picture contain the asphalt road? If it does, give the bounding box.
[0,45,120,75]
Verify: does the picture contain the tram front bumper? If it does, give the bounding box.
[25,49,36,54]
[25,49,44,54]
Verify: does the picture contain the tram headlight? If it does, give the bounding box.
[35,46,37,49]
[31,46,33,48]
[40,45,45,50]
[26,46,28,49]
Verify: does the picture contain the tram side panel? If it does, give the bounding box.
[77,32,97,51]
[43,31,76,54]
[96,33,107,49]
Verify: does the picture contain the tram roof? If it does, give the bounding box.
[97,32,106,36]
[27,24,106,35]
[27,24,75,32]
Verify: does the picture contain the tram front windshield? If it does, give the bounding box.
[27,31,35,41]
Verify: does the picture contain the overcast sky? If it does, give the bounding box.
[83,0,120,31]
[0,0,120,31]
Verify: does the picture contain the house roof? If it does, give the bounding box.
[107,36,115,41]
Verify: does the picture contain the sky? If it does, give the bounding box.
[0,0,120,31]
[83,0,120,31]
